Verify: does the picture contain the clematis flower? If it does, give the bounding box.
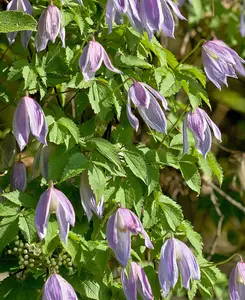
[35,183,75,244]
[79,37,121,82]
[43,273,78,300]
[35,5,65,52]
[158,237,200,297]
[80,171,104,221]
[139,0,186,40]
[183,108,221,158]
[229,261,245,300]
[13,96,48,151]
[202,40,245,90]
[6,0,33,48]
[10,160,27,192]
[106,0,142,34]
[106,207,154,267]
[121,262,153,300]
[127,80,168,133]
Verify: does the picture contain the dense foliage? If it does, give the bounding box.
[0,0,245,299]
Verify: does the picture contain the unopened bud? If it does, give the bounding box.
[10,161,27,192]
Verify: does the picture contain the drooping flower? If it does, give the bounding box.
[127,80,168,133]
[35,5,65,52]
[13,96,48,151]
[80,171,104,221]
[10,160,27,192]
[6,0,33,48]
[106,0,186,39]
[139,0,186,40]
[229,261,245,300]
[202,40,245,90]
[106,208,154,267]
[79,37,121,82]
[182,108,221,158]
[158,237,200,297]
[43,273,78,300]
[35,183,75,244]
[106,0,142,34]
[121,262,153,300]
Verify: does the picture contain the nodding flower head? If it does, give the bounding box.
[106,207,153,267]
[43,273,78,300]
[79,38,121,82]
[158,237,200,297]
[6,0,33,48]
[35,185,75,244]
[127,80,168,133]
[229,261,245,300]
[202,39,245,90]
[35,5,65,52]
[121,262,153,300]
[13,96,48,151]
[183,108,221,158]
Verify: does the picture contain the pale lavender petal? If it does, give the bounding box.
[187,109,207,142]
[114,0,128,13]
[106,211,118,250]
[195,126,212,158]
[13,98,30,151]
[161,0,175,38]
[132,262,153,300]
[60,27,66,48]
[7,32,18,45]
[158,238,178,298]
[229,265,238,300]
[141,0,163,31]
[166,0,187,20]
[25,97,48,145]
[80,171,104,221]
[200,109,222,142]
[106,0,115,34]
[35,188,52,240]
[129,82,150,108]
[52,188,75,227]
[182,114,188,154]
[142,82,168,109]
[102,47,121,74]
[126,98,140,131]
[121,268,137,300]
[174,239,200,290]
[114,228,131,266]
[56,203,70,244]
[10,161,27,192]
[43,274,78,300]
[21,30,32,48]
[137,94,167,133]
[7,0,18,10]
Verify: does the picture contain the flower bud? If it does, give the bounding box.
[10,161,27,192]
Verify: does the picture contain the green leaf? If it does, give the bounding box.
[0,11,37,33]
[49,122,64,144]
[19,210,36,243]
[61,152,88,181]
[88,164,106,201]
[88,138,122,171]
[179,220,203,255]
[124,149,148,184]
[42,219,59,255]
[159,195,183,231]
[0,204,19,216]
[88,82,101,114]
[0,215,19,252]
[207,152,223,185]
[58,117,80,143]
[119,54,152,69]
[179,155,201,194]
[73,278,100,299]
[2,191,36,208]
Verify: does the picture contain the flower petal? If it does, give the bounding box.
[129,82,150,108]
[158,238,178,297]
[126,97,140,131]
[102,47,121,74]
[200,109,222,142]
[10,161,27,192]
[121,268,137,300]
[13,98,30,151]
[35,188,52,240]
[161,0,175,38]
[137,93,167,133]
[166,0,187,20]
[142,82,168,109]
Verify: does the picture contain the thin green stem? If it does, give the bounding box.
[174,39,206,69]
[214,253,243,267]
[158,104,190,149]
[93,202,120,240]
[64,90,81,110]
[0,46,10,62]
